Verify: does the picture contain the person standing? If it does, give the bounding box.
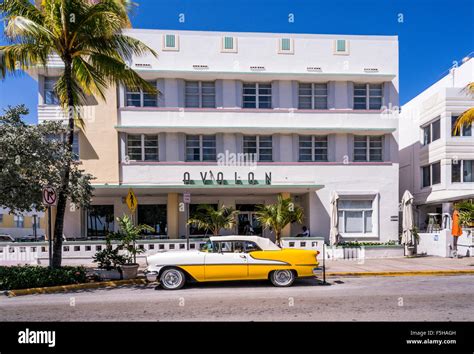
[451,208,463,258]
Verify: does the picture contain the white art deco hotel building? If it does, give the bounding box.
[31,30,400,243]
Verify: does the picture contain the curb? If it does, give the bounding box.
[326,270,474,277]
[5,278,148,297]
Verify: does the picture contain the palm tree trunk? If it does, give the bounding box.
[276,230,281,247]
[52,57,75,268]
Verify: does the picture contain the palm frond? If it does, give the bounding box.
[452,108,474,135]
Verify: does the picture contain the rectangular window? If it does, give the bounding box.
[354,136,383,162]
[44,77,59,105]
[126,81,157,107]
[186,135,216,161]
[354,83,383,110]
[432,161,441,185]
[243,83,272,109]
[126,134,159,161]
[451,115,472,137]
[422,165,431,188]
[422,118,440,145]
[222,36,237,52]
[299,136,328,162]
[163,34,178,50]
[278,38,293,53]
[0,214,3,224]
[32,216,40,229]
[185,81,216,108]
[298,83,328,109]
[87,205,114,237]
[338,199,373,234]
[138,205,167,235]
[453,160,474,183]
[334,39,349,54]
[14,215,24,228]
[243,136,273,162]
[422,161,441,187]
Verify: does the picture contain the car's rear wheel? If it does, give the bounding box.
[270,270,295,287]
[160,268,186,290]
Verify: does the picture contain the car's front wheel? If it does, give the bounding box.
[160,268,186,290]
[270,270,295,287]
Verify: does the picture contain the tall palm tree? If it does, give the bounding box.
[255,195,304,246]
[187,204,239,236]
[0,0,157,267]
[453,82,474,135]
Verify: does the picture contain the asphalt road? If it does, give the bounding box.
[1,275,473,321]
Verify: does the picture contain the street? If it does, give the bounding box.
[1,275,473,321]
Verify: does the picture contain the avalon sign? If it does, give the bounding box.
[183,171,272,185]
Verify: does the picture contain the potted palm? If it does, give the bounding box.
[92,235,128,280]
[455,200,474,229]
[255,195,304,246]
[187,204,239,236]
[110,215,154,279]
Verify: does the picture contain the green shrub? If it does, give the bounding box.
[0,265,87,290]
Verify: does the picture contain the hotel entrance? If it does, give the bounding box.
[236,204,262,236]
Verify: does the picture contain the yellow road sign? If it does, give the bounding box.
[126,188,138,212]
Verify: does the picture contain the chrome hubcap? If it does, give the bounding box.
[162,270,182,288]
[275,270,292,285]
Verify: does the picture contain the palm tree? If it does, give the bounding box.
[255,195,304,246]
[187,204,239,236]
[0,0,157,267]
[453,82,474,135]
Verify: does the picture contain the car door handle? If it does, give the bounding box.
[240,255,246,259]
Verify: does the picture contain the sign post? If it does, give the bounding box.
[42,186,57,267]
[183,192,191,250]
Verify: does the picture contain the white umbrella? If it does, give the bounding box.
[401,190,415,246]
[329,191,340,246]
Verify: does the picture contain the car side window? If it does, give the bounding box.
[244,241,261,253]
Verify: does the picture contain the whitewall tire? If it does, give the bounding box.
[160,268,186,290]
[270,270,295,287]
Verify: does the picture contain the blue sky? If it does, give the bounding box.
[0,0,473,124]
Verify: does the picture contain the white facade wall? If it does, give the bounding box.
[34,29,400,243]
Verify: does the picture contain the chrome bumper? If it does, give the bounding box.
[144,270,159,282]
[312,267,323,277]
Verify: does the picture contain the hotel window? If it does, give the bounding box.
[163,34,179,51]
[87,205,114,237]
[354,136,383,162]
[243,136,273,162]
[125,81,158,107]
[422,118,440,145]
[451,115,472,137]
[299,136,328,161]
[338,200,373,234]
[243,83,272,109]
[222,36,237,52]
[354,83,383,110]
[44,77,59,105]
[14,215,24,228]
[0,214,3,224]
[278,38,294,54]
[334,39,349,55]
[186,135,216,161]
[138,205,167,235]
[126,134,159,161]
[185,81,216,108]
[452,160,474,183]
[72,132,80,161]
[422,161,441,187]
[298,83,328,109]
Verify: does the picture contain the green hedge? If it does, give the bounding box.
[0,265,87,290]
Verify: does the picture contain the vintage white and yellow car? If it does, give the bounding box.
[145,235,320,290]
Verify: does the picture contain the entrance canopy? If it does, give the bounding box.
[91,183,324,197]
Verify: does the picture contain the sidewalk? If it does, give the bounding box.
[324,256,474,276]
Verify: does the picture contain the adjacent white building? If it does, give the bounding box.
[29,29,400,243]
[399,57,474,230]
